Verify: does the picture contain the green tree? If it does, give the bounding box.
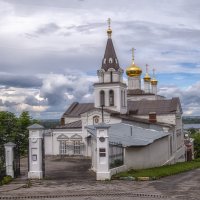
[17,111,33,154]
[0,111,18,146]
[191,132,200,158]
[0,111,36,155]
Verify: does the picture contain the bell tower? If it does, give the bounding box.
[94,19,127,114]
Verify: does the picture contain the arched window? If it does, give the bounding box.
[109,90,114,106]
[103,58,106,64]
[109,58,113,63]
[100,90,105,106]
[110,71,113,82]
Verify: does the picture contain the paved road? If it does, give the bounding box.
[0,157,200,200]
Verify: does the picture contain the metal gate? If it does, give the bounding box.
[0,145,6,182]
[42,138,45,177]
[109,142,124,169]
[13,145,20,177]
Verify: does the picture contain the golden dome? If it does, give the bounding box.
[107,28,112,37]
[151,78,158,85]
[126,63,142,77]
[143,73,151,82]
[126,48,142,77]
[151,68,158,85]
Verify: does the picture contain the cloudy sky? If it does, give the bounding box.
[0,0,200,119]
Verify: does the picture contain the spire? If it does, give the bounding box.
[101,18,120,71]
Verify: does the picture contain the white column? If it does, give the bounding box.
[28,124,44,179]
[4,142,16,178]
[95,123,110,180]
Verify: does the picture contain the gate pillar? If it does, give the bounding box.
[28,124,44,179]
[4,142,16,178]
[95,123,110,180]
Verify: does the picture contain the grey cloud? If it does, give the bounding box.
[39,73,94,108]
[24,95,47,106]
[0,98,18,107]
[66,22,104,33]
[35,23,60,35]
[159,82,200,115]
[0,74,42,88]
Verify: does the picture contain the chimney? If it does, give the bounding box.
[149,112,157,123]
[60,117,65,126]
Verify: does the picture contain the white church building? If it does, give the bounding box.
[44,20,186,173]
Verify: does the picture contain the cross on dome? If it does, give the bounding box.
[107,18,112,38]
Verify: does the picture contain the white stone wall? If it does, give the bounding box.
[125,136,169,169]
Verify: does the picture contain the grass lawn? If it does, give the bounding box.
[113,159,200,180]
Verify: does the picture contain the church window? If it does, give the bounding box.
[109,90,114,106]
[115,58,118,64]
[104,58,106,64]
[109,58,113,63]
[73,141,81,155]
[59,141,68,155]
[110,71,113,82]
[100,90,105,106]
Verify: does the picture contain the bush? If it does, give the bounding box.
[1,176,13,185]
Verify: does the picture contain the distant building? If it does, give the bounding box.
[44,20,186,170]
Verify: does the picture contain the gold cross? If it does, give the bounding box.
[132,48,136,63]
[153,68,155,77]
[146,64,149,73]
[108,18,111,29]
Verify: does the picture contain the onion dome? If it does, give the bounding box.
[126,48,142,77]
[144,73,151,82]
[143,64,151,82]
[151,78,158,85]
[151,68,158,85]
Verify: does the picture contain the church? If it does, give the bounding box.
[44,19,186,171]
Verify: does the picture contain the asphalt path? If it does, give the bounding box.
[0,157,199,200]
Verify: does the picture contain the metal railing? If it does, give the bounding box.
[109,142,124,169]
